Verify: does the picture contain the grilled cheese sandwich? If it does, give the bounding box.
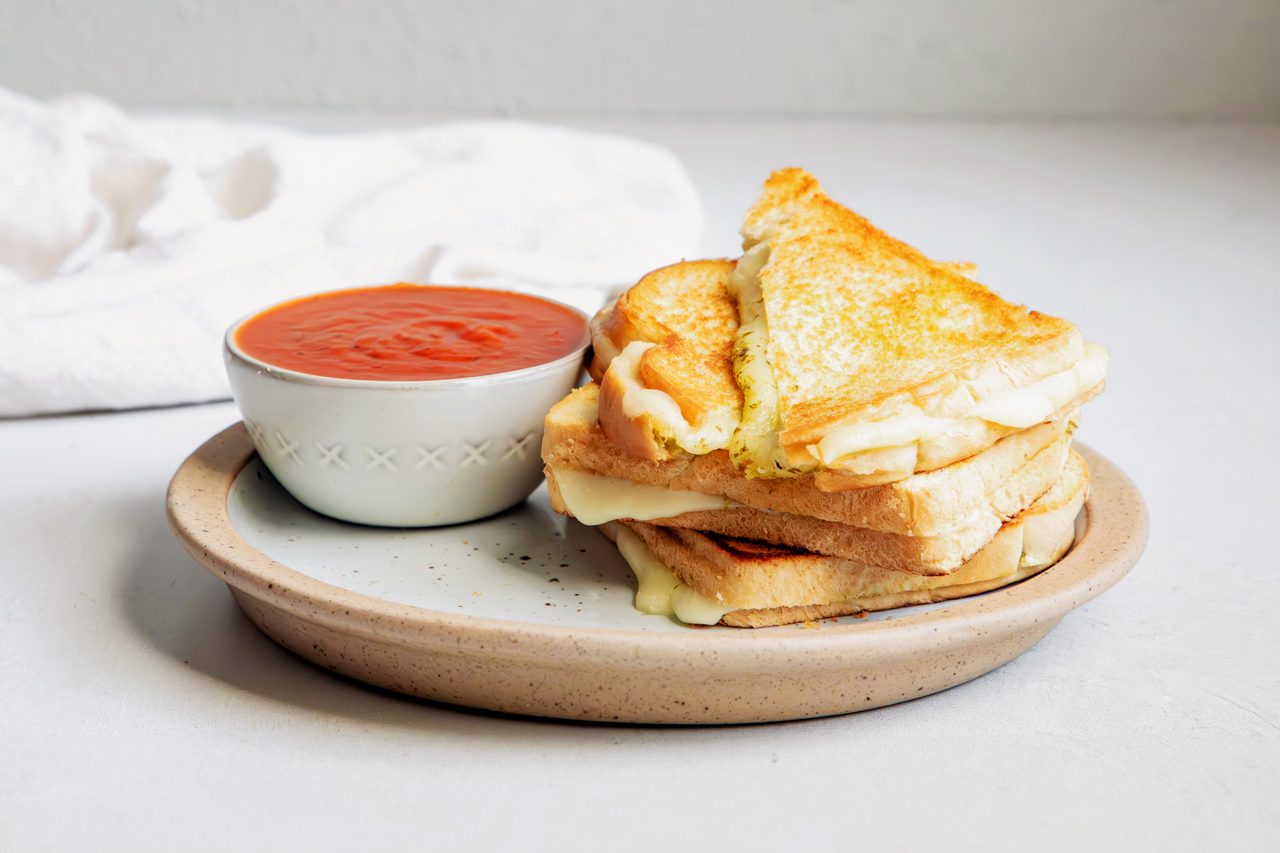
[543,167,1106,628]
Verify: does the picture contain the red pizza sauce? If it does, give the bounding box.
[234,284,587,381]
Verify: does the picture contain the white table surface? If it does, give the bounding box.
[2,118,1277,852]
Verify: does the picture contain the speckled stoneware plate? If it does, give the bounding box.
[166,423,1147,724]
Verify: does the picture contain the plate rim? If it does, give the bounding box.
[166,422,1148,666]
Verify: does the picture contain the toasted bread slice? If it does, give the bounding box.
[591,259,743,460]
[589,259,736,378]
[543,382,1073,539]
[546,420,1070,574]
[625,429,1067,574]
[617,450,1089,628]
[730,168,1107,485]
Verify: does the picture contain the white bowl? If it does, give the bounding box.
[223,292,589,527]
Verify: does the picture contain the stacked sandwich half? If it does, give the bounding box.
[541,169,1107,627]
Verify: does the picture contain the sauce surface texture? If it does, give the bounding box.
[235,284,586,381]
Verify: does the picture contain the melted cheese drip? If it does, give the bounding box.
[614,526,733,624]
[614,525,681,615]
[670,584,734,626]
[727,243,792,477]
[815,343,1108,465]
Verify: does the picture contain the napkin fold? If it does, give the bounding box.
[0,89,702,416]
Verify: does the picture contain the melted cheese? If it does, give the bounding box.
[670,584,734,626]
[614,525,681,615]
[606,341,737,454]
[974,343,1109,428]
[614,526,733,624]
[551,466,733,526]
[816,343,1108,464]
[727,243,792,477]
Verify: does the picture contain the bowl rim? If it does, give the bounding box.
[223,283,592,390]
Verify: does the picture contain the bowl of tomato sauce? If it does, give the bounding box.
[224,283,590,526]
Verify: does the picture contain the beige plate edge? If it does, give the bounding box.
[166,423,1149,724]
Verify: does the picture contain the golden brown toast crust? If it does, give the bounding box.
[741,168,1084,453]
[586,300,616,383]
[593,260,743,460]
[595,258,740,422]
[596,366,671,461]
[743,167,932,259]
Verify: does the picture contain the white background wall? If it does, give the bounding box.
[4,0,1279,119]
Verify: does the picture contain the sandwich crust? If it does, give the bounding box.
[596,367,669,461]
[593,259,742,460]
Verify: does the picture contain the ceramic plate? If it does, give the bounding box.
[167,423,1147,724]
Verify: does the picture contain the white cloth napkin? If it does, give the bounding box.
[0,89,702,416]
